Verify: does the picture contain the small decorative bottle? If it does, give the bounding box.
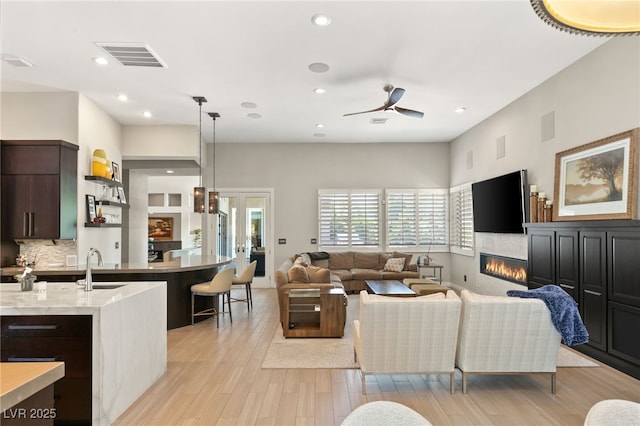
[537,192,546,223]
[529,185,538,223]
[544,200,553,222]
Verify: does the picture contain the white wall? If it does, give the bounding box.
[0,92,78,141]
[122,125,199,161]
[77,94,123,265]
[449,37,640,295]
[209,142,451,269]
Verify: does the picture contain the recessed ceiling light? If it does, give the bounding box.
[117,93,128,102]
[143,111,152,118]
[313,88,326,94]
[241,102,257,109]
[247,113,262,119]
[455,107,467,113]
[166,170,174,174]
[93,57,108,65]
[311,14,331,26]
[308,62,330,73]
[2,56,33,67]
[316,123,324,128]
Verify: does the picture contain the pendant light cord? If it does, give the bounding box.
[212,116,216,191]
[198,101,203,187]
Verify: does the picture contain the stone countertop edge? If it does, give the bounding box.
[0,362,65,411]
[1,255,232,276]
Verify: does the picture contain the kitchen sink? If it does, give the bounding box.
[92,284,126,290]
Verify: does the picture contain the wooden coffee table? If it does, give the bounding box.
[365,280,416,297]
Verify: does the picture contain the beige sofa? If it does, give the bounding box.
[456,290,562,393]
[278,251,419,294]
[353,290,462,394]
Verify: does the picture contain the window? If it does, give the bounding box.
[450,183,474,255]
[319,190,380,247]
[386,190,448,250]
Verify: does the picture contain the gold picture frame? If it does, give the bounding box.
[553,128,638,221]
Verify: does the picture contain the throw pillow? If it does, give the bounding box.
[383,257,405,273]
[392,251,414,270]
[294,253,310,267]
[306,265,331,283]
[288,265,309,283]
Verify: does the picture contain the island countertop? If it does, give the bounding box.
[0,281,167,425]
[1,255,232,277]
[0,281,164,313]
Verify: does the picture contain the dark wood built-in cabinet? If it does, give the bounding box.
[526,221,640,379]
[1,315,92,425]
[1,140,78,239]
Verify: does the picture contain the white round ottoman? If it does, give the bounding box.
[341,401,432,426]
[584,399,640,425]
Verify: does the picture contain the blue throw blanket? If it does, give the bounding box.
[507,285,589,346]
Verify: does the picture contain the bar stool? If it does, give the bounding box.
[231,260,257,311]
[191,267,233,328]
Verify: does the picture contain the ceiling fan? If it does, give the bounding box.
[343,84,424,119]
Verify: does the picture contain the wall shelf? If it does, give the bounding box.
[84,222,121,228]
[84,175,122,188]
[97,200,129,209]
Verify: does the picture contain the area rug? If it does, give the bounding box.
[557,345,599,367]
[262,294,599,369]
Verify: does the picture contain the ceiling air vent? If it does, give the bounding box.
[369,118,388,125]
[95,42,167,68]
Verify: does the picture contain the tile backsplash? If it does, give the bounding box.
[18,240,77,268]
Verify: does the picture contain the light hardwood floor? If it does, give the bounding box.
[114,288,640,425]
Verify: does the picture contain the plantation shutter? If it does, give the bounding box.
[319,190,380,247]
[450,184,474,253]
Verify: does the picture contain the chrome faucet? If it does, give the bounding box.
[85,248,104,291]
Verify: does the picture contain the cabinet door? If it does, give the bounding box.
[608,230,640,307]
[1,175,30,238]
[580,231,606,350]
[556,230,579,302]
[528,230,555,288]
[1,175,60,239]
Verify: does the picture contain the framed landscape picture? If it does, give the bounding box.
[148,217,174,240]
[553,128,638,221]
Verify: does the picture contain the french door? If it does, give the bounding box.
[213,191,272,288]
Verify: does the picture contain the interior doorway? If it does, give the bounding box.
[212,190,273,288]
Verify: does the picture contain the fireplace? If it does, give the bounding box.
[480,252,527,286]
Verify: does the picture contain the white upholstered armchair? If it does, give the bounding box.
[353,290,461,394]
[456,290,562,393]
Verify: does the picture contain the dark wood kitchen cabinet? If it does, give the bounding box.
[1,315,92,425]
[526,221,640,380]
[1,140,78,239]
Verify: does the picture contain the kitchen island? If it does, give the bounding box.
[2,255,232,329]
[0,281,166,425]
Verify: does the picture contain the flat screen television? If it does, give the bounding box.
[472,170,528,234]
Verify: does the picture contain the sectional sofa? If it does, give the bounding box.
[276,251,419,294]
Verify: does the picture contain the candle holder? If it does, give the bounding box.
[544,200,553,222]
[530,192,539,223]
[537,192,546,223]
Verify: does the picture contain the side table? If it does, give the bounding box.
[419,264,443,282]
[283,288,347,338]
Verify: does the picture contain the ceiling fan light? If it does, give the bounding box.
[530,0,640,35]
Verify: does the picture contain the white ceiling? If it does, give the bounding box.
[1,1,609,145]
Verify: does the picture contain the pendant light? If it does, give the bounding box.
[192,96,207,213]
[208,112,220,214]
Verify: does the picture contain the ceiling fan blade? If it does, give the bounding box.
[394,106,424,119]
[387,87,405,107]
[343,105,387,117]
